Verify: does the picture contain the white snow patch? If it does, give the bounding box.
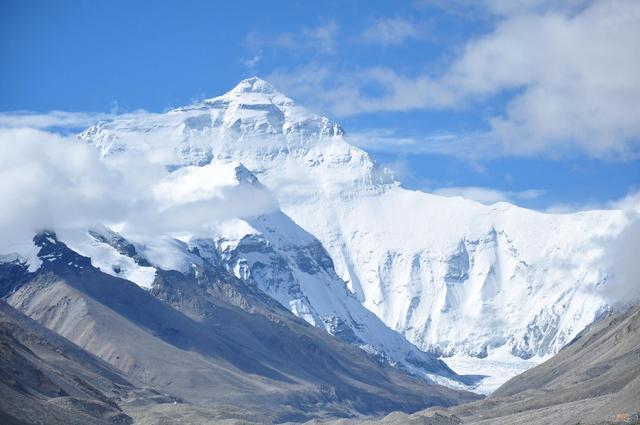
[57,228,157,289]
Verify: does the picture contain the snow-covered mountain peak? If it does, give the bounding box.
[81,77,348,169]
[200,76,292,113]
[76,80,630,389]
[219,76,283,99]
[201,76,344,138]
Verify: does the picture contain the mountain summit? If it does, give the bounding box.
[221,76,282,97]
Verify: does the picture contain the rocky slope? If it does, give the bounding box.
[0,232,479,423]
[0,299,172,425]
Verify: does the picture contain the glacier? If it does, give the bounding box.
[5,76,628,390]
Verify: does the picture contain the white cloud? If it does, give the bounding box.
[431,186,545,204]
[605,217,640,304]
[242,54,262,69]
[347,128,427,151]
[542,190,640,214]
[597,191,640,304]
[141,163,277,236]
[362,18,420,46]
[304,21,339,53]
[0,110,151,129]
[268,65,452,116]
[245,21,339,55]
[0,126,278,252]
[541,190,640,307]
[445,0,640,158]
[269,0,640,160]
[346,128,495,159]
[0,128,131,245]
[482,0,592,16]
[417,0,592,18]
[610,191,640,215]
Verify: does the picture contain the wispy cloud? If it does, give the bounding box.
[267,65,456,115]
[346,128,502,161]
[431,186,545,204]
[0,110,152,130]
[242,54,262,69]
[361,17,421,46]
[544,190,640,214]
[416,0,592,18]
[245,20,339,55]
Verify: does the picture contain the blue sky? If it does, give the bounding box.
[1,0,638,210]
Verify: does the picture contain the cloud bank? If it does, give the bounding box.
[0,126,277,253]
[268,0,640,160]
[0,128,131,245]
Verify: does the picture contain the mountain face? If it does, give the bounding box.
[77,76,626,366]
[0,232,479,423]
